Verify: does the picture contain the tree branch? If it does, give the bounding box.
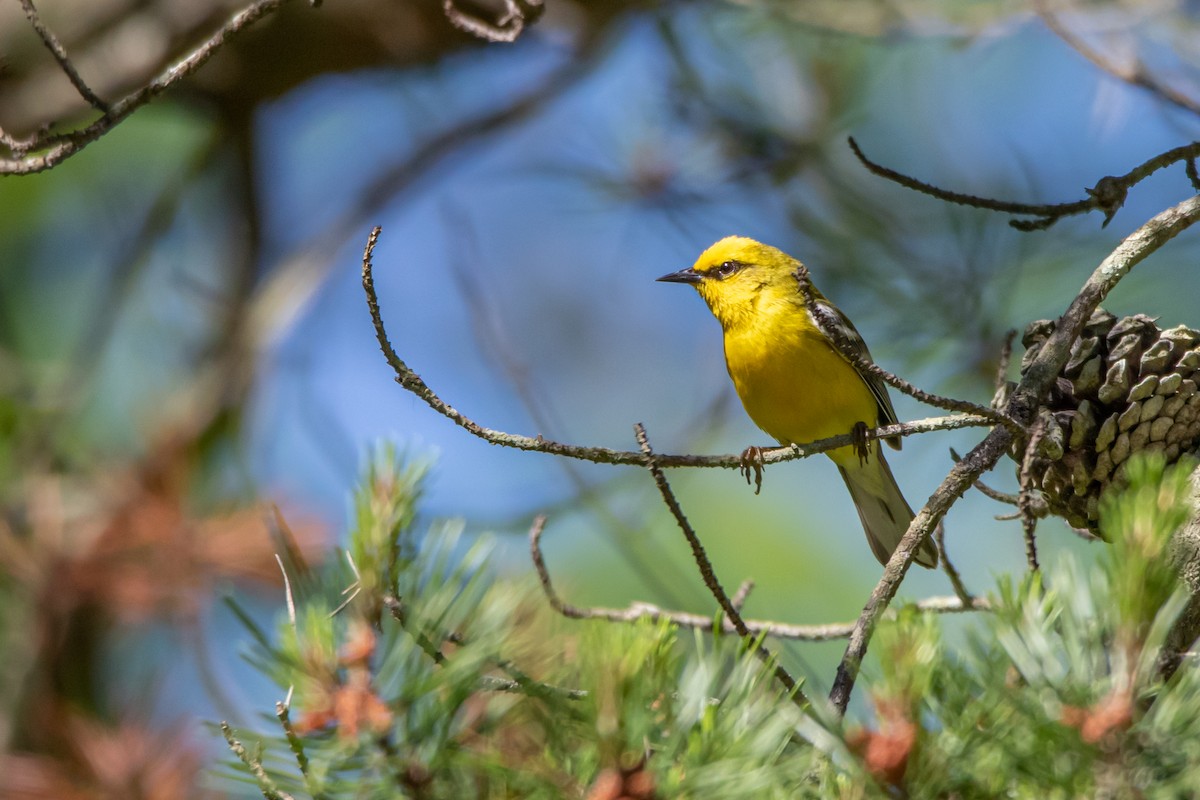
[382,591,586,700]
[634,423,807,705]
[443,0,544,43]
[849,136,1200,231]
[221,722,296,800]
[361,226,993,472]
[828,192,1200,715]
[1036,0,1200,120]
[18,0,109,112]
[2,0,299,175]
[529,515,987,640]
[935,522,976,607]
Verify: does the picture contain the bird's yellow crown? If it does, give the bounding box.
[691,236,783,275]
[685,236,814,332]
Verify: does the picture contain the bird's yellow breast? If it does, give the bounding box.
[723,310,878,463]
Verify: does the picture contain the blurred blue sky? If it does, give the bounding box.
[6,1,1200,734]
[246,7,1200,607]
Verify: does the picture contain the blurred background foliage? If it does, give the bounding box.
[2,0,1200,795]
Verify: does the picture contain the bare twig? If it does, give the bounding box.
[18,0,109,111]
[634,423,807,705]
[935,522,976,607]
[527,514,578,618]
[828,435,1012,715]
[530,518,986,640]
[848,136,1200,231]
[383,590,584,700]
[977,482,1020,505]
[383,595,447,665]
[490,661,588,701]
[221,722,295,800]
[950,447,1021,505]
[444,0,544,42]
[362,226,993,471]
[828,193,1200,715]
[848,136,1090,224]
[1016,417,1047,573]
[2,0,298,174]
[731,579,755,611]
[1036,0,1200,119]
[498,671,586,702]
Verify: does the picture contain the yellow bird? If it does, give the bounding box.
[658,236,938,568]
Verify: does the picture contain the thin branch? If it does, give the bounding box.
[731,579,755,611]
[1016,417,1047,573]
[828,433,1012,715]
[362,226,993,470]
[634,424,807,705]
[935,522,976,607]
[2,0,298,174]
[977,483,1020,505]
[489,661,588,700]
[528,514,576,616]
[828,193,1200,715]
[977,479,1021,506]
[383,595,447,665]
[848,136,1091,223]
[18,0,109,111]
[848,136,1200,231]
[530,517,986,640]
[444,0,544,43]
[383,590,584,700]
[950,447,1020,505]
[221,722,295,800]
[1036,0,1200,119]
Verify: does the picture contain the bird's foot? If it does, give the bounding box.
[739,445,765,495]
[851,421,871,466]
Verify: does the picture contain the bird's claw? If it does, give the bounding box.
[739,445,765,495]
[851,421,871,466]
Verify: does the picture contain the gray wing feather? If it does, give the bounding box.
[810,299,902,450]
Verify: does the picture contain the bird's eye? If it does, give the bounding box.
[715,260,742,278]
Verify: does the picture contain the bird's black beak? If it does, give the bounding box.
[656,268,702,285]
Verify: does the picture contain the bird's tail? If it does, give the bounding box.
[836,448,938,569]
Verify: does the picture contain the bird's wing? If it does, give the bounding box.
[809,298,903,450]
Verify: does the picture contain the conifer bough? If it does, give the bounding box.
[1014,308,1200,531]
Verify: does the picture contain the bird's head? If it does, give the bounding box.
[657,236,807,330]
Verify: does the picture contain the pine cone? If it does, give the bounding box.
[1013,308,1200,533]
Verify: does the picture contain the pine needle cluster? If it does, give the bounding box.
[221,449,1200,798]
